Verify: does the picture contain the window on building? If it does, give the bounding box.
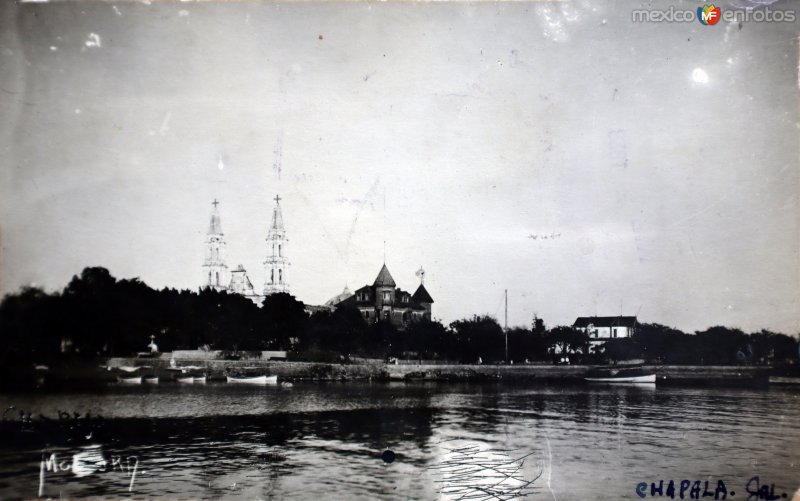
[383,291,391,302]
[208,271,211,284]
[613,328,618,338]
[215,272,219,286]
[279,269,282,283]
[279,244,282,257]
[270,269,274,284]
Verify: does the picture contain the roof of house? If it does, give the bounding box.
[412,284,434,304]
[573,316,638,328]
[373,264,396,287]
[324,285,353,306]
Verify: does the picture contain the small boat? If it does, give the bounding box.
[193,376,207,383]
[226,375,278,385]
[769,376,800,385]
[585,367,656,384]
[117,365,143,373]
[176,376,194,384]
[144,376,159,384]
[118,376,142,384]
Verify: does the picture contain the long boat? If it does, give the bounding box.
[118,376,143,384]
[226,375,278,385]
[176,376,195,383]
[585,367,656,384]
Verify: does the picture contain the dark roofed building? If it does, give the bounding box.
[331,264,433,327]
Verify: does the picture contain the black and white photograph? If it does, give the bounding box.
[1,0,799,499]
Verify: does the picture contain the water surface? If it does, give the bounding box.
[0,382,797,500]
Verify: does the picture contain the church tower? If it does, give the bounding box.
[264,195,289,295]
[202,199,228,291]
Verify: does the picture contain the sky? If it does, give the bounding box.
[0,0,798,334]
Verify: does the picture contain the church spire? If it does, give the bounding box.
[202,199,228,291]
[208,198,223,235]
[270,194,284,231]
[264,194,289,295]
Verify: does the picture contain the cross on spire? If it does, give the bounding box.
[274,194,281,204]
[212,199,219,209]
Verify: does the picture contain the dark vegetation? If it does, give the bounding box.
[1,267,797,369]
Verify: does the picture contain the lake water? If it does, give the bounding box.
[0,382,798,500]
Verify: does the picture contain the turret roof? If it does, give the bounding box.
[373,264,396,287]
[412,284,434,303]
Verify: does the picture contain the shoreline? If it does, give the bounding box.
[6,357,777,390]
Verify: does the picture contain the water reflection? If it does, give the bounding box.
[0,383,797,500]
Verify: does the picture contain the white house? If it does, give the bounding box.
[573,316,638,348]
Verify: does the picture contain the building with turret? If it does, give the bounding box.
[328,264,434,327]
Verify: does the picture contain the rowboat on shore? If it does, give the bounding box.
[193,376,207,383]
[769,376,800,385]
[176,376,195,383]
[585,367,656,384]
[118,376,143,384]
[226,375,278,385]
[144,376,159,384]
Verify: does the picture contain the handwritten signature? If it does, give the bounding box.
[528,232,562,240]
[38,446,139,497]
[636,476,789,500]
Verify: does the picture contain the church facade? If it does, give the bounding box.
[201,196,289,305]
[328,264,434,327]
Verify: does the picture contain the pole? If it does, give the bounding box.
[504,289,508,363]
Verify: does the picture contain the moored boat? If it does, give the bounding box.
[193,376,207,383]
[176,376,194,383]
[226,375,278,385]
[769,376,800,385]
[118,376,142,384]
[144,376,159,384]
[585,367,656,384]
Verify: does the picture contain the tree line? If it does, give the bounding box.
[1,267,797,367]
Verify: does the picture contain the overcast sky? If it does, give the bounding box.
[1,0,798,333]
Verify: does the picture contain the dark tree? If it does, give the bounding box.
[693,326,748,365]
[298,306,369,359]
[400,318,453,360]
[449,315,504,363]
[259,293,308,350]
[633,323,691,364]
[602,338,644,362]
[507,327,549,362]
[546,326,589,358]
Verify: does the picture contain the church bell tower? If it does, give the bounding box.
[202,199,228,291]
[264,195,290,295]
